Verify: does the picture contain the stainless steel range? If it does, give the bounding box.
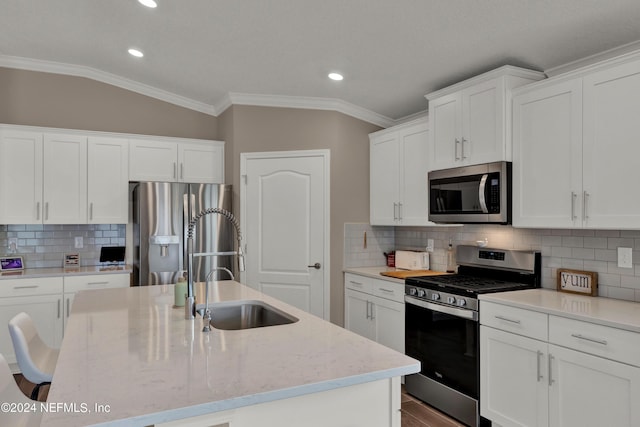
[404,245,541,427]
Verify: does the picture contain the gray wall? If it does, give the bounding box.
[220,105,381,325]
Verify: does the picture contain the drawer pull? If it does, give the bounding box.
[548,354,555,386]
[495,315,521,324]
[13,285,38,290]
[571,333,607,346]
[87,281,109,286]
[349,281,363,287]
[379,288,395,294]
[536,351,543,382]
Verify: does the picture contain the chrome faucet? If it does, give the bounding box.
[185,207,245,320]
[200,267,234,332]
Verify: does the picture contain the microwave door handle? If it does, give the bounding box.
[478,174,489,213]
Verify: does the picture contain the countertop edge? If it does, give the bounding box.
[479,289,640,333]
[0,265,132,280]
[343,267,405,284]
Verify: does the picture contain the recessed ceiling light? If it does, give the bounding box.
[128,48,144,58]
[328,72,344,81]
[138,0,157,8]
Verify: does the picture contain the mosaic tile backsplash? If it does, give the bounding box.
[344,223,640,303]
[0,224,126,268]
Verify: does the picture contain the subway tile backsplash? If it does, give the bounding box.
[344,223,640,304]
[0,224,125,268]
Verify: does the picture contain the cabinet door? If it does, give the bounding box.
[344,288,374,341]
[129,139,178,182]
[88,137,129,224]
[178,142,224,183]
[428,93,461,171]
[0,295,64,366]
[370,133,399,225]
[0,130,43,224]
[398,124,429,225]
[512,79,583,228]
[462,78,504,164]
[549,344,640,427]
[43,133,87,224]
[480,326,549,427]
[583,60,640,229]
[371,295,404,353]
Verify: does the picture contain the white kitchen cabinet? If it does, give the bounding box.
[344,273,404,353]
[427,66,544,171]
[0,277,64,368]
[87,137,129,224]
[480,300,640,427]
[370,118,429,226]
[513,55,640,229]
[129,139,224,183]
[0,129,43,224]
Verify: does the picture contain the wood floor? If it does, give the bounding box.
[14,374,463,426]
[401,388,466,427]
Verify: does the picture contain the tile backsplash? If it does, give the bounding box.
[344,223,640,303]
[0,224,126,268]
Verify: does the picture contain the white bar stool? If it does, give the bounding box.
[0,353,42,426]
[8,312,59,401]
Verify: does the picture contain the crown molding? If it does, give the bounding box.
[0,55,399,127]
[223,93,395,128]
[0,55,217,116]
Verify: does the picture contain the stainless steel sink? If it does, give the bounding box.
[197,300,298,330]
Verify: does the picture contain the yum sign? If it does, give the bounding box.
[557,269,598,296]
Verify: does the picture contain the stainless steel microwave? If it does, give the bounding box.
[428,161,511,224]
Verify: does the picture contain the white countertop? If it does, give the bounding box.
[42,281,419,427]
[0,265,132,280]
[343,266,408,284]
[480,289,640,333]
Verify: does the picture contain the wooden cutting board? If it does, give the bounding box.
[380,270,451,279]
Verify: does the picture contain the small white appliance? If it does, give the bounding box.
[395,250,429,270]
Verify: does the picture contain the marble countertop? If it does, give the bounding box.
[0,265,132,280]
[480,289,640,333]
[42,281,419,427]
[344,266,406,283]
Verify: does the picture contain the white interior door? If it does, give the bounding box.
[241,150,329,319]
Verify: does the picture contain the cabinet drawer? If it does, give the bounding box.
[64,274,130,292]
[549,315,640,367]
[344,273,373,293]
[0,277,63,297]
[481,301,548,341]
[370,278,405,303]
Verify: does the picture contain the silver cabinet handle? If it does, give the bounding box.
[57,299,61,319]
[173,162,177,179]
[66,297,70,317]
[537,351,543,382]
[89,202,93,220]
[398,203,403,220]
[548,354,555,386]
[393,203,398,220]
[379,288,395,294]
[307,263,321,269]
[13,285,38,290]
[349,280,363,288]
[45,202,49,220]
[495,315,521,324]
[583,191,590,220]
[370,302,375,320]
[365,301,370,319]
[36,201,40,220]
[455,138,461,160]
[87,281,109,286]
[571,333,607,345]
[461,137,468,159]
[571,192,577,220]
[180,163,184,179]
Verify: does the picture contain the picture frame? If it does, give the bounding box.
[0,256,24,271]
[557,269,598,296]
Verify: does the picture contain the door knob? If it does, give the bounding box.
[307,263,321,269]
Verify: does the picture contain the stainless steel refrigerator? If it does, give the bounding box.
[132,182,234,286]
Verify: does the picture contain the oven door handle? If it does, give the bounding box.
[405,296,478,321]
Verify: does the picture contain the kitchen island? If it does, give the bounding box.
[41,281,418,427]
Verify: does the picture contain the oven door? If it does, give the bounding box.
[405,295,479,399]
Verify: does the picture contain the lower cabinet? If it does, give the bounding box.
[344,273,404,353]
[480,301,640,427]
[0,273,130,370]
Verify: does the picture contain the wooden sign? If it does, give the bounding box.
[557,269,598,296]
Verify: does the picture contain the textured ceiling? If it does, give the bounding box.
[2,0,640,123]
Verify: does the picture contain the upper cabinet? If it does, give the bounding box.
[87,137,129,224]
[513,55,640,229]
[129,139,224,183]
[370,118,430,226]
[426,66,544,171]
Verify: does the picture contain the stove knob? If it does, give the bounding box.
[447,296,456,304]
[457,299,467,307]
[409,288,417,296]
[417,289,426,298]
[431,293,440,301]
